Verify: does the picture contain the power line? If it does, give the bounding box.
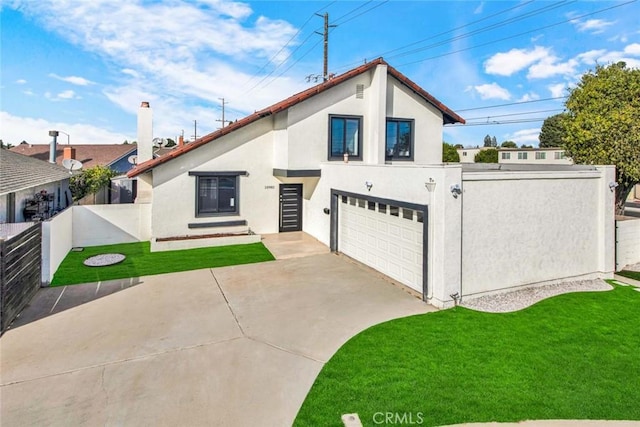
[253,1,386,93]
[449,118,550,127]
[243,1,336,86]
[396,0,637,68]
[331,0,556,73]
[387,1,573,61]
[464,108,564,121]
[332,0,388,26]
[455,97,566,112]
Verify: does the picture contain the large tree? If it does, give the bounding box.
[539,113,568,148]
[483,134,492,147]
[500,140,517,148]
[442,142,460,162]
[562,62,640,215]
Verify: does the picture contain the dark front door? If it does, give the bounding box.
[279,184,302,232]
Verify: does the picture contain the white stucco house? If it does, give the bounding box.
[127,58,615,307]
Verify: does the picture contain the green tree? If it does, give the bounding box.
[70,165,116,202]
[562,62,640,214]
[491,136,498,147]
[475,148,499,163]
[165,138,176,147]
[521,144,533,149]
[539,113,568,148]
[500,140,517,148]
[483,134,492,147]
[453,143,464,149]
[443,142,460,162]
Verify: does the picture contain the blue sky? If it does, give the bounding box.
[2,0,639,148]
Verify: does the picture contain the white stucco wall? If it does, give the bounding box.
[616,217,640,270]
[150,119,281,238]
[72,204,151,247]
[461,167,615,297]
[386,78,444,165]
[41,207,73,283]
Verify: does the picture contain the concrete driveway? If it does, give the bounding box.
[0,253,432,426]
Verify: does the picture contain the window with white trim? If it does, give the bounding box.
[535,152,546,160]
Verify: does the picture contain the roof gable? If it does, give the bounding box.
[128,58,464,178]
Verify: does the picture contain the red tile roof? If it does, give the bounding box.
[10,144,137,169]
[128,58,464,178]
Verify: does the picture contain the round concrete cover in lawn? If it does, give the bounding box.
[83,253,126,267]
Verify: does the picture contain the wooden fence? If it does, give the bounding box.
[1,223,42,334]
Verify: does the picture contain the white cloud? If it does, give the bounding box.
[45,90,80,101]
[575,43,640,69]
[574,19,615,34]
[9,0,306,136]
[548,83,566,98]
[624,43,640,55]
[16,79,27,84]
[484,46,549,76]
[473,83,511,100]
[23,89,34,96]
[474,2,484,14]
[506,128,541,146]
[518,92,540,102]
[49,73,95,86]
[0,111,133,145]
[527,57,578,79]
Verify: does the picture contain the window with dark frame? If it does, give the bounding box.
[195,175,239,217]
[386,118,414,160]
[329,115,363,160]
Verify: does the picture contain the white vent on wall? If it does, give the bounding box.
[356,84,364,99]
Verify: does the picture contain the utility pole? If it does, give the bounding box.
[216,98,232,129]
[315,13,336,82]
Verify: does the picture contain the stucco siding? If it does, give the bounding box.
[386,77,444,165]
[616,217,640,270]
[151,120,281,238]
[461,169,614,296]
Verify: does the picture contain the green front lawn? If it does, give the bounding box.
[618,270,640,282]
[51,241,275,286]
[295,283,640,426]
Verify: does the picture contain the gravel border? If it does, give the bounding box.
[461,279,613,313]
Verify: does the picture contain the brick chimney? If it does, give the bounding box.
[63,146,76,161]
[178,135,184,147]
[137,101,153,163]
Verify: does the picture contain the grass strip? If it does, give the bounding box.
[295,283,640,426]
[51,241,274,286]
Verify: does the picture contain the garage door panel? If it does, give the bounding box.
[338,196,423,293]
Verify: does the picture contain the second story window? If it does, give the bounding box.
[386,118,414,160]
[329,115,362,160]
[501,152,511,160]
[518,152,528,160]
[535,152,546,160]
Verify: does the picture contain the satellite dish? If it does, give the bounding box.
[152,137,168,147]
[62,158,83,173]
[128,155,138,165]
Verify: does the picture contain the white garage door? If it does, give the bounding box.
[338,195,424,293]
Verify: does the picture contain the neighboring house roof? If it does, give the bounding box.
[0,149,70,196]
[129,58,464,178]
[10,143,137,169]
